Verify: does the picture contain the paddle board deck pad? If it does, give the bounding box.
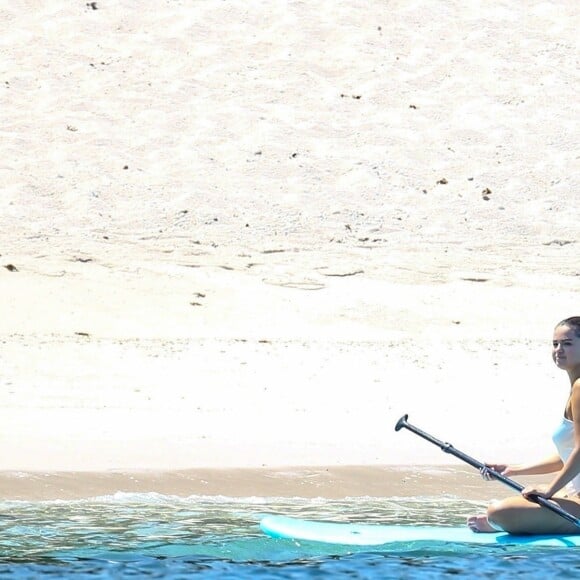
[260,516,580,548]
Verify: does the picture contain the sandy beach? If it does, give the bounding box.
[0,0,578,498]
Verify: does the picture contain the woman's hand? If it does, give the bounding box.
[479,464,513,480]
[521,485,553,500]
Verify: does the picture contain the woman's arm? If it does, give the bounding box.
[506,455,564,476]
[486,455,563,479]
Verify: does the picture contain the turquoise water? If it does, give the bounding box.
[0,494,578,578]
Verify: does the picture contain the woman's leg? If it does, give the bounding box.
[487,496,580,535]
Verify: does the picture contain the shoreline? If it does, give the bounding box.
[0,465,548,501]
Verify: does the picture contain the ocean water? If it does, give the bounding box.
[1,494,579,578]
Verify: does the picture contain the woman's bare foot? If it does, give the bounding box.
[467,514,500,533]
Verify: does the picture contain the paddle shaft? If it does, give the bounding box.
[395,414,580,529]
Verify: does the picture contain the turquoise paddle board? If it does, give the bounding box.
[260,515,580,547]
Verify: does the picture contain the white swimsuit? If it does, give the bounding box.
[552,417,580,494]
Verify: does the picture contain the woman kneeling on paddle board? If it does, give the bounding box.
[468,317,580,534]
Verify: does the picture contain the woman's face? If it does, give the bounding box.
[552,325,580,372]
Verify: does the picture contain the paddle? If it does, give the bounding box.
[395,414,580,530]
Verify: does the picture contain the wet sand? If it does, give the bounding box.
[0,466,550,502]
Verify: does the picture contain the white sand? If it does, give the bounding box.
[0,1,578,485]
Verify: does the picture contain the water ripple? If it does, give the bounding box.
[0,494,570,578]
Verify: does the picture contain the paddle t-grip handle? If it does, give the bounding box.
[395,414,409,432]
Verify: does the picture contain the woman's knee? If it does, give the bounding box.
[486,501,509,532]
[486,498,532,533]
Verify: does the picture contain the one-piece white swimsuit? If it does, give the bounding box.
[552,417,580,494]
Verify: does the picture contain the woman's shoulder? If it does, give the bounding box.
[568,380,580,415]
[570,378,580,405]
